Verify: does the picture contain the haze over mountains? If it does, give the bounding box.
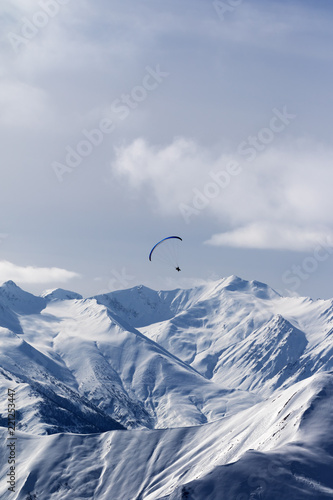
[0,276,332,499]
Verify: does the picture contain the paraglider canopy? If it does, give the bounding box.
[149,236,182,271]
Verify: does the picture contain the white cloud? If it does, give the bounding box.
[112,137,234,215]
[112,137,333,250]
[0,261,80,284]
[204,223,333,251]
[112,137,333,217]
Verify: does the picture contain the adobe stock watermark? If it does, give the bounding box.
[97,268,135,294]
[179,161,242,223]
[235,456,291,500]
[179,106,296,224]
[7,388,17,494]
[52,65,169,182]
[282,237,333,293]
[7,0,71,54]
[213,0,244,21]
[237,106,296,161]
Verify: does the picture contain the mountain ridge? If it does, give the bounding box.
[0,276,332,499]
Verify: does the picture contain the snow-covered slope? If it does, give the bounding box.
[0,280,46,315]
[127,276,333,395]
[1,286,257,431]
[93,285,192,327]
[0,281,46,334]
[1,372,332,499]
[0,276,332,499]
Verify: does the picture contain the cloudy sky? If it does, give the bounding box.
[1,0,333,298]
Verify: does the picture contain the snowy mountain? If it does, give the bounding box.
[0,277,332,499]
[131,276,333,394]
[41,288,83,302]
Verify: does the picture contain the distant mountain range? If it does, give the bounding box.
[0,276,332,499]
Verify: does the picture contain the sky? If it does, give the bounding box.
[0,0,333,299]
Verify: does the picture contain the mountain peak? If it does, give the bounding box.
[220,275,248,290]
[0,280,46,315]
[41,288,83,302]
[215,275,280,299]
[1,280,20,289]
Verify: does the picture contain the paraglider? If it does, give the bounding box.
[149,236,182,272]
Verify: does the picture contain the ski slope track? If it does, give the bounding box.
[0,276,332,499]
